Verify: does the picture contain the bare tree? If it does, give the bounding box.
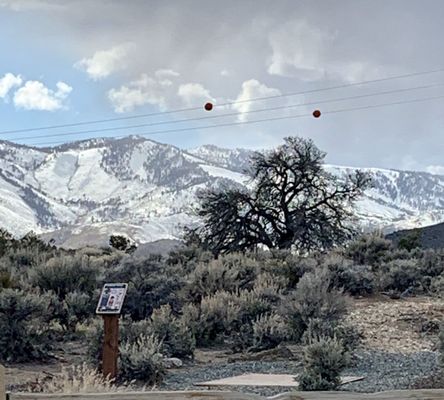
[195,137,371,255]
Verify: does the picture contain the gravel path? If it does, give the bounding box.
[161,350,440,397]
[343,350,439,393]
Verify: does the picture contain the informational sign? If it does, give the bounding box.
[96,283,128,315]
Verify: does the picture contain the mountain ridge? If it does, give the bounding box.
[0,135,442,248]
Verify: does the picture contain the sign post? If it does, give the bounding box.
[96,283,128,380]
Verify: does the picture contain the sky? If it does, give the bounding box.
[0,0,444,173]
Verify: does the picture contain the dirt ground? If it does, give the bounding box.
[5,295,444,389]
[345,295,444,353]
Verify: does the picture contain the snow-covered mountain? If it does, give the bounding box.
[0,136,442,248]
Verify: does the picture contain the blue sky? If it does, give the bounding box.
[1,0,444,173]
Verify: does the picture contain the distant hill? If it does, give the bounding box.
[386,221,444,249]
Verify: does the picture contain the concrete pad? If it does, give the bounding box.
[195,373,364,387]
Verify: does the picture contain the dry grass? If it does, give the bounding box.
[37,364,135,394]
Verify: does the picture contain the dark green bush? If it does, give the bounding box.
[379,259,420,292]
[58,291,95,332]
[345,234,393,267]
[323,254,374,296]
[0,289,56,362]
[107,255,185,320]
[418,249,444,277]
[30,255,99,300]
[298,336,350,391]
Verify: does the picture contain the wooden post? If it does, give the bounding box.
[102,315,119,380]
[0,364,5,400]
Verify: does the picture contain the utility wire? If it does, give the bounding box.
[25,93,444,148]
[7,82,444,142]
[1,67,444,135]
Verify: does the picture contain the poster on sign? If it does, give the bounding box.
[96,283,128,315]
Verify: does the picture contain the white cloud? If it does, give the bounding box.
[267,20,383,83]
[232,79,281,122]
[426,165,444,176]
[75,44,133,80]
[0,73,23,99]
[177,83,213,107]
[268,21,327,80]
[0,0,63,11]
[13,80,72,111]
[154,68,180,87]
[154,69,180,79]
[108,73,173,113]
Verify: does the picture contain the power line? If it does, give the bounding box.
[2,67,444,135]
[25,93,444,148]
[7,82,444,143]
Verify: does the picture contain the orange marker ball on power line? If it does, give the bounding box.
[204,102,213,111]
[312,109,321,118]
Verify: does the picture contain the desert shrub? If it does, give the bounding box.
[281,269,348,341]
[0,229,14,257]
[430,275,444,297]
[186,253,258,301]
[0,264,16,289]
[7,246,51,270]
[379,258,421,292]
[0,289,56,362]
[301,318,362,352]
[30,255,99,300]
[252,273,285,304]
[119,334,165,384]
[439,324,444,369]
[85,318,104,365]
[298,336,350,391]
[58,291,95,332]
[186,261,236,300]
[194,288,272,348]
[195,291,242,346]
[121,319,153,342]
[264,251,317,290]
[251,313,289,351]
[179,303,200,337]
[167,245,214,273]
[150,304,195,358]
[397,229,422,251]
[109,235,137,254]
[85,317,153,367]
[236,289,273,321]
[107,255,185,320]
[345,234,393,267]
[418,249,444,277]
[323,254,374,296]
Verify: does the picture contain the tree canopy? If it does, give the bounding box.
[194,137,371,255]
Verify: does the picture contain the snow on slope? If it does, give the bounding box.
[0,136,443,247]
